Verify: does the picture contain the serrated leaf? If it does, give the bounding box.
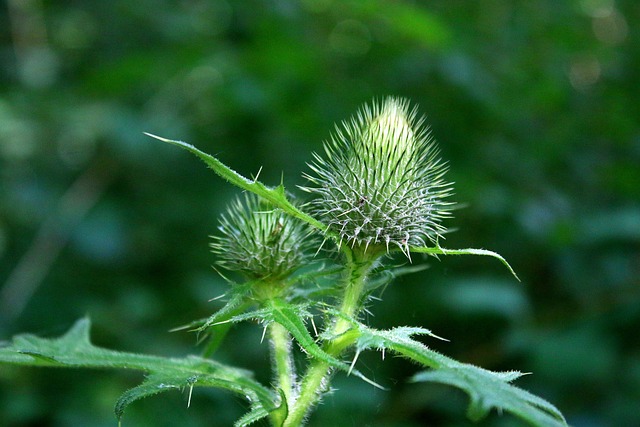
[0,318,275,422]
[269,388,289,427]
[411,242,520,281]
[234,405,270,427]
[215,305,277,327]
[351,323,567,427]
[172,302,252,358]
[265,299,384,389]
[173,282,253,333]
[412,369,564,425]
[145,133,326,233]
[187,298,385,390]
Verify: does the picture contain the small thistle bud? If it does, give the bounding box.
[210,194,311,281]
[302,97,453,258]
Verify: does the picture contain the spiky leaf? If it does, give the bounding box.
[0,318,275,422]
[215,298,382,389]
[411,241,520,281]
[234,405,271,427]
[350,322,567,427]
[145,133,326,232]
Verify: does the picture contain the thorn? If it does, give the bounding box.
[314,238,328,257]
[430,331,449,342]
[168,324,192,333]
[400,241,412,262]
[208,293,227,302]
[261,325,268,343]
[211,265,232,284]
[252,166,263,183]
[187,383,194,408]
[381,348,385,360]
[358,373,386,390]
[143,132,166,141]
[195,332,209,346]
[311,317,318,337]
[348,350,361,376]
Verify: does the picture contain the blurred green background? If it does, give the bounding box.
[1,1,638,426]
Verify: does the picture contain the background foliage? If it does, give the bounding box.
[1,1,638,426]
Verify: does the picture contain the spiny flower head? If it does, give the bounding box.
[302,97,454,258]
[210,194,312,281]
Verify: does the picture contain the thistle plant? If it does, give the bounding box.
[0,97,567,427]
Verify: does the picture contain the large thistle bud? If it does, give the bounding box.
[302,97,453,258]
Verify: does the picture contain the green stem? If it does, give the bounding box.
[269,321,296,413]
[283,249,375,427]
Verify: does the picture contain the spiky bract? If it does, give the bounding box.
[210,194,311,281]
[302,97,453,257]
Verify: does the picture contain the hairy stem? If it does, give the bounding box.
[270,321,297,413]
[283,248,375,426]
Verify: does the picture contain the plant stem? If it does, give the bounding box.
[269,321,296,411]
[283,249,375,427]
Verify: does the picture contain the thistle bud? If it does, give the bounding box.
[210,194,311,281]
[302,97,453,258]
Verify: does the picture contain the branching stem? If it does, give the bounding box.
[283,247,376,427]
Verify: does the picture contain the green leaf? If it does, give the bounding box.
[195,281,260,330]
[255,389,288,427]
[170,282,259,357]
[266,299,384,389]
[351,322,567,427]
[411,241,520,281]
[234,405,270,427]
[412,369,565,425]
[145,133,326,232]
[213,305,275,327]
[220,298,383,389]
[171,285,251,333]
[0,318,275,422]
